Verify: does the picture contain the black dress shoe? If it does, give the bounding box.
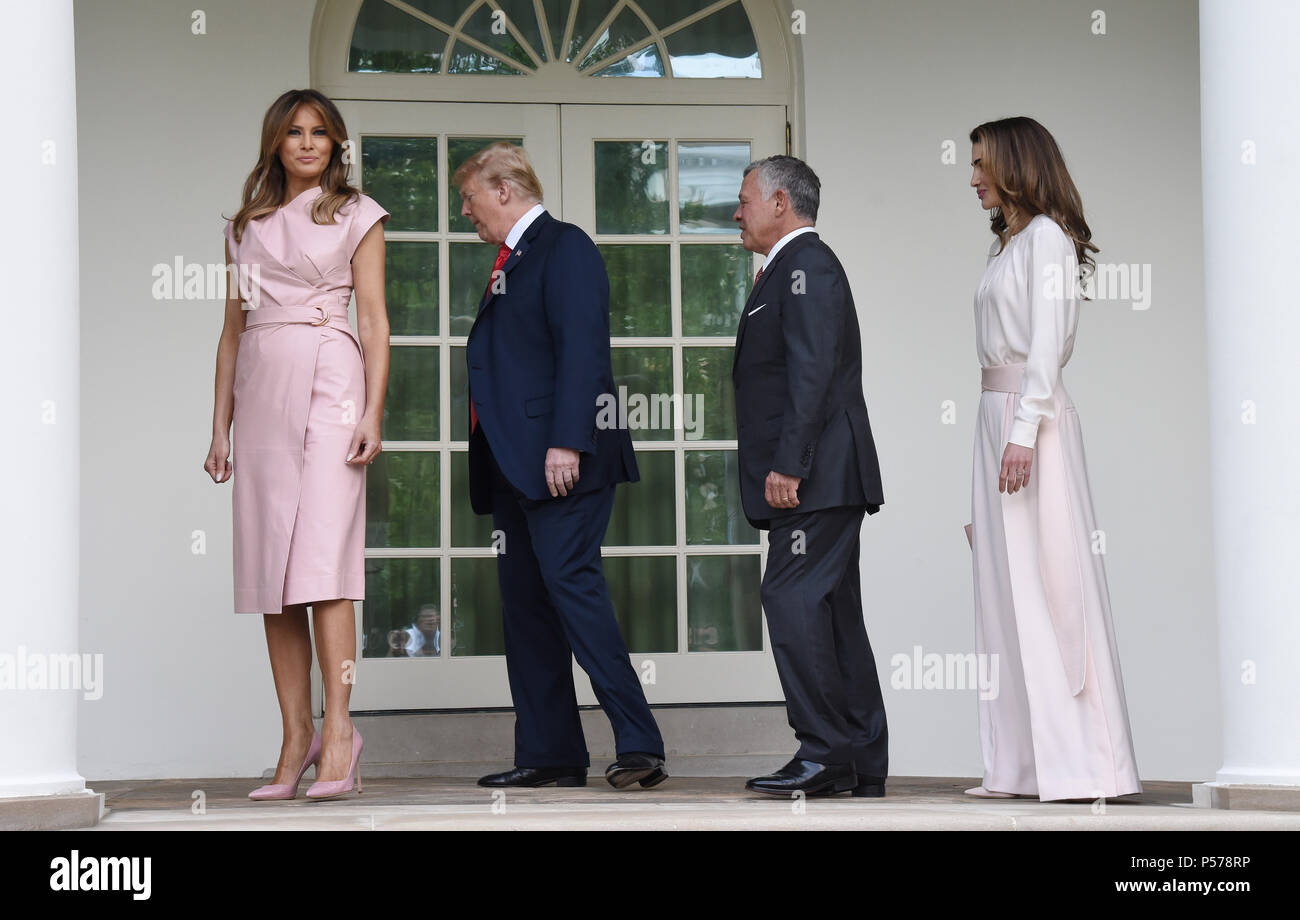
[476,766,586,788]
[852,774,886,798]
[604,752,668,789]
[745,758,856,797]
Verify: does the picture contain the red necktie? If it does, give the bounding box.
[754,266,764,284]
[470,243,513,434]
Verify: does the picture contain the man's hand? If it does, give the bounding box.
[545,447,581,497]
[765,470,802,509]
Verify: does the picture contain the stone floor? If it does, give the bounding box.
[83,775,1300,830]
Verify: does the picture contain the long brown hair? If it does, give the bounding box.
[969,116,1098,291]
[227,89,360,243]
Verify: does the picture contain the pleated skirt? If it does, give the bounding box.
[970,372,1142,800]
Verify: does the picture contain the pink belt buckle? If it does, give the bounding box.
[311,304,330,326]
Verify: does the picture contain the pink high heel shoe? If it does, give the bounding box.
[304,727,364,800]
[248,731,321,801]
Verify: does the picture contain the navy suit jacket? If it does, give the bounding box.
[466,210,638,513]
[732,230,884,530]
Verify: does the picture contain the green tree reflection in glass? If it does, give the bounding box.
[361,136,437,232]
[599,244,670,336]
[681,244,751,337]
[605,555,677,652]
[686,555,762,651]
[684,449,758,545]
[595,141,668,235]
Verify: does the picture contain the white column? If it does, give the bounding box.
[1195,0,1300,806]
[0,0,96,819]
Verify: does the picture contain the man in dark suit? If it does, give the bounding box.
[457,142,666,789]
[731,155,888,797]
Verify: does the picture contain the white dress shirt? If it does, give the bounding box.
[974,213,1081,448]
[761,224,817,270]
[505,202,546,250]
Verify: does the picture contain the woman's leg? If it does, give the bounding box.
[263,603,316,784]
[311,597,358,782]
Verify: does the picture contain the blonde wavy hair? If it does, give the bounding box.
[452,141,544,202]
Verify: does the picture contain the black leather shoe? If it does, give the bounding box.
[604,752,668,789]
[852,774,886,798]
[745,758,856,797]
[476,766,586,788]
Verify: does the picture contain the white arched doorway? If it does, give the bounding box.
[312,0,796,710]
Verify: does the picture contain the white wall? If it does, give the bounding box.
[75,0,1215,781]
[75,0,320,779]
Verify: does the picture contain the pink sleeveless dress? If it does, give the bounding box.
[223,185,389,613]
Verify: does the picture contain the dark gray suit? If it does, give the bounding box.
[732,229,888,774]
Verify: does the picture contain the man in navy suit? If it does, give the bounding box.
[732,155,888,798]
[456,143,666,789]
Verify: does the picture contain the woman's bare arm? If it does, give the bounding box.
[205,240,246,482]
[351,221,390,435]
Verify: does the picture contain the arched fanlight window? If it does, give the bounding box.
[348,0,762,78]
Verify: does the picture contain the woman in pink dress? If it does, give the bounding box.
[204,89,390,800]
[965,116,1141,801]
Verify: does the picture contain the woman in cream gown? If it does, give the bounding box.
[965,116,1141,802]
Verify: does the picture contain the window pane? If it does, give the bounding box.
[449,137,524,234]
[450,450,497,547]
[606,450,674,546]
[402,0,466,27]
[446,43,525,75]
[384,345,439,441]
[362,557,440,658]
[451,557,505,656]
[349,0,447,73]
[366,450,440,548]
[494,0,549,62]
[682,346,736,439]
[599,244,670,336]
[592,43,664,78]
[541,0,567,60]
[665,2,761,78]
[577,7,649,71]
[604,555,677,653]
[450,345,470,441]
[387,241,439,336]
[687,555,762,651]
[566,0,618,62]
[685,449,758,545]
[678,142,750,233]
[595,141,668,235]
[362,136,438,232]
[610,346,673,442]
[459,1,537,68]
[641,0,719,30]
[449,241,497,336]
[681,243,750,336]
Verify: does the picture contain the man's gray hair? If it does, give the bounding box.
[743,155,820,222]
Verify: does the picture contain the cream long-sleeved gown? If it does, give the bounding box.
[970,214,1141,801]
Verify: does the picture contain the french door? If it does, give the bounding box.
[334,100,786,710]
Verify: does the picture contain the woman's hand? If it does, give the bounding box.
[999,443,1034,494]
[205,434,233,483]
[346,414,382,466]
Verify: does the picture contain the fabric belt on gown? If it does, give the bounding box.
[980,362,1087,696]
[241,294,363,357]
